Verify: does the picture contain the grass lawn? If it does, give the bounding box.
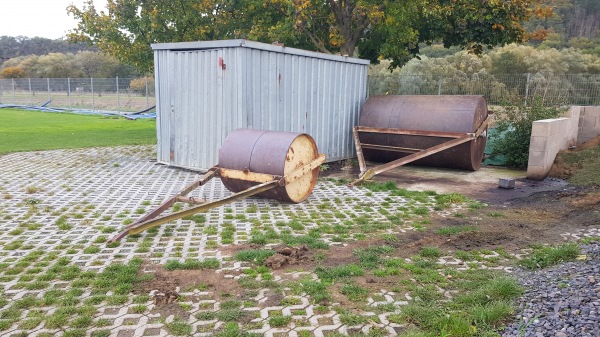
[0,108,156,154]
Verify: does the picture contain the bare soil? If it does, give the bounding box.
[264,245,311,269]
[549,135,600,179]
[137,262,246,319]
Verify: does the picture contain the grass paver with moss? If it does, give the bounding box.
[0,144,596,336]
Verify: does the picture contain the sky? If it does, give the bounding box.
[0,0,106,39]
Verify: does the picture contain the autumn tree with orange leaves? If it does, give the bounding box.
[68,0,552,72]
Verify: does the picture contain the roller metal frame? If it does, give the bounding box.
[351,116,489,185]
[109,154,326,242]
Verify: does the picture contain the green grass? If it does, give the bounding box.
[0,109,156,154]
[268,315,292,327]
[315,264,364,282]
[519,243,580,269]
[166,319,193,336]
[555,145,600,185]
[354,245,394,269]
[581,236,600,244]
[396,271,522,336]
[418,247,441,259]
[436,225,478,235]
[235,249,275,265]
[164,258,220,270]
[339,283,369,302]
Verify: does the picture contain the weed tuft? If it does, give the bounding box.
[166,319,193,336]
[164,258,220,270]
[519,243,580,269]
[418,247,441,259]
[436,225,478,235]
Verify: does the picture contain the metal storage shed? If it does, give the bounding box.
[152,39,369,170]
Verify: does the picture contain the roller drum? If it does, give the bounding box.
[218,129,320,203]
[359,95,488,170]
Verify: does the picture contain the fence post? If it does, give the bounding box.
[145,77,149,108]
[28,78,32,106]
[67,78,71,110]
[116,76,120,113]
[12,78,15,102]
[524,73,531,106]
[91,77,95,112]
[437,79,442,95]
[47,78,50,102]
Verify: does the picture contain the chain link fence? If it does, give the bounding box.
[0,77,155,112]
[1,74,599,112]
[368,73,600,106]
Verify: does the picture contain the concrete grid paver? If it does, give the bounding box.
[2,146,593,336]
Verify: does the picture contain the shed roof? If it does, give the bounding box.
[151,39,370,65]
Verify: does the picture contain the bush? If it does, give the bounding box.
[129,76,154,95]
[490,97,564,168]
[0,66,25,78]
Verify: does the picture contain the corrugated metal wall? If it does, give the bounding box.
[154,40,368,170]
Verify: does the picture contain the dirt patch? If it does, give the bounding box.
[322,160,570,204]
[569,191,600,208]
[153,291,179,305]
[550,136,600,180]
[264,245,310,269]
[576,135,600,150]
[137,262,245,318]
[138,263,243,297]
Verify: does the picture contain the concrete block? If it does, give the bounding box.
[529,136,548,152]
[498,178,515,189]
[584,106,600,117]
[562,106,580,119]
[528,106,597,180]
[531,120,552,136]
[579,129,598,138]
[528,150,546,166]
[582,116,598,128]
[527,165,548,180]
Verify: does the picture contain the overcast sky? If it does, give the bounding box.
[0,0,106,39]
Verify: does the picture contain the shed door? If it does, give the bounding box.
[168,49,225,169]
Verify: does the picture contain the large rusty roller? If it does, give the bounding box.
[111,129,325,242]
[219,129,320,203]
[352,95,490,184]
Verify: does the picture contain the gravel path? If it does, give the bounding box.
[502,241,600,337]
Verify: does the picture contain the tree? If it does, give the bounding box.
[67,0,255,73]
[32,53,83,78]
[0,51,137,78]
[69,0,546,72]
[0,35,94,66]
[74,51,120,77]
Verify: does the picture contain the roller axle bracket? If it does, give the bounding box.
[351,116,489,186]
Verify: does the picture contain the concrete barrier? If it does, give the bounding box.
[578,106,600,144]
[526,106,581,180]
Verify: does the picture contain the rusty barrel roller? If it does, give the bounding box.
[359,95,488,170]
[218,129,321,203]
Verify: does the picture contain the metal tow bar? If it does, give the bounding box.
[109,154,325,242]
[350,116,489,186]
